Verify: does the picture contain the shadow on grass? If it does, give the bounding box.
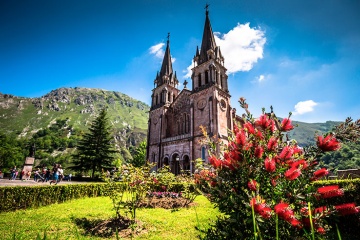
[71,216,133,238]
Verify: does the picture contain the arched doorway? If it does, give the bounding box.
[183,155,190,174]
[172,154,181,175]
[163,157,169,167]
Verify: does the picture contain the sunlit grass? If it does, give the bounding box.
[0,195,219,240]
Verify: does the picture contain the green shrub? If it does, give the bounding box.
[0,183,124,212]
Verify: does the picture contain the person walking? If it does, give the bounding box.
[49,164,59,185]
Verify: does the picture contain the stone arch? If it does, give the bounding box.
[163,155,170,167]
[182,154,191,173]
[170,152,181,175]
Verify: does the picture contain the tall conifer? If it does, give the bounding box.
[72,108,116,178]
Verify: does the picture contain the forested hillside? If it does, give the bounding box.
[0,88,149,173]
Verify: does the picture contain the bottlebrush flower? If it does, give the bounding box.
[254,146,264,159]
[317,227,326,234]
[284,167,301,180]
[312,168,329,180]
[255,130,264,140]
[255,114,275,132]
[317,134,341,152]
[317,185,344,199]
[248,179,257,191]
[236,130,247,147]
[279,146,294,161]
[250,197,272,219]
[265,157,276,172]
[267,137,278,151]
[209,155,222,169]
[335,203,360,216]
[275,202,297,223]
[290,159,308,169]
[243,122,255,134]
[281,118,294,132]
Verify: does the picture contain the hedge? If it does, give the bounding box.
[0,181,196,213]
[0,183,117,212]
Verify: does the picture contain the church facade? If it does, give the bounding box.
[146,8,234,174]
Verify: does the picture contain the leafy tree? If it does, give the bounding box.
[0,133,27,171]
[71,108,117,178]
[129,141,147,167]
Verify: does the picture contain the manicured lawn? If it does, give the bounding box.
[0,195,219,239]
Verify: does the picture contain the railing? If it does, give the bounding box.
[163,133,191,143]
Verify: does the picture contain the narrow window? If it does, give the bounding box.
[201,146,206,160]
[198,73,202,87]
[205,70,209,84]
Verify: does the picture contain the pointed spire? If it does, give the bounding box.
[159,32,173,84]
[199,4,217,64]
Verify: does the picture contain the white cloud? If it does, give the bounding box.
[184,23,266,78]
[149,43,176,63]
[258,74,265,83]
[293,100,318,115]
[149,43,165,58]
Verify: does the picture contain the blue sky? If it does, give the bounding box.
[1,0,359,123]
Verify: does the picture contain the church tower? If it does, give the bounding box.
[147,7,233,174]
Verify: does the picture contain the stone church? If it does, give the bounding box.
[146,8,235,174]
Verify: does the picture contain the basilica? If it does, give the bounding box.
[146,8,235,174]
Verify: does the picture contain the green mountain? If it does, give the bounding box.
[2,87,357,172]
[0,87,341,148]
[0,87,149,142]
[288,120,341,147]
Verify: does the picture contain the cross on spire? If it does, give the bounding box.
[183,79,188,89]
[205,3,210,14]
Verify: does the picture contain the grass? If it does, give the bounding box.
[0,195,219,240]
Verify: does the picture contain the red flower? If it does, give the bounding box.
[264,157,276,172]
[255,114,275,132]
[254,146,264,159]
[267,137,278,151]
[256,204,272,219]
[236,130,247,147]
[248,179,257,191]
[317,134,341,152]
[290,159,308,169]
[243,122,255,134]
[335,203,360,216]
[250,197,272,219]
[209,155,222,169]
[317,227,326,234]
[274,202,289,215]
[279,146,294,161]
[289,218,302,229]
[281,118,294,132]
[210,181,217,187]
[284,167,301,180]
[317,185,344,199]
[255,130,263,140]
[271,178,277,186]
[312,168,329,180]
[275,202,298,225]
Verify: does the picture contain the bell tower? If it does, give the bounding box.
[151,33,180,110]
[192,6,228,93]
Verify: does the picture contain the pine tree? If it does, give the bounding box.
[71,108,116,178]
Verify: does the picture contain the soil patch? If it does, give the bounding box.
[73,197,195,238]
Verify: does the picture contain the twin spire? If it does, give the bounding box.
[155,5,221,88]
